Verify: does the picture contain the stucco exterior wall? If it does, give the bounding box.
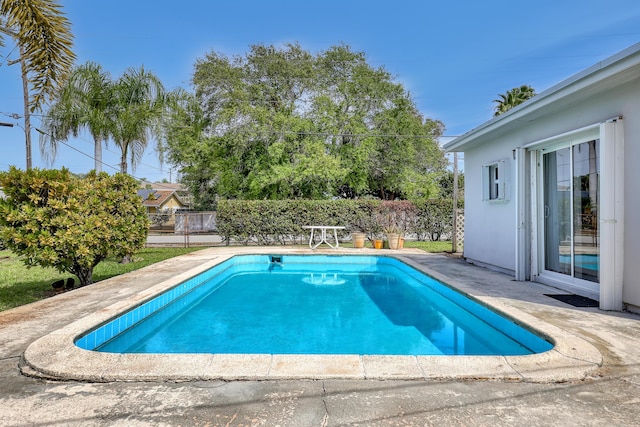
[461,78,640,308]
[616,85,640,308]
[463,142,517,273]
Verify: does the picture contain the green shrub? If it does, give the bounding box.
[216,199,459,244]
[412,199,462,241]
[0,167,149,286]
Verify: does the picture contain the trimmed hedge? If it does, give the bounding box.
[216,199,461,245]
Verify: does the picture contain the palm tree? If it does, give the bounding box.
[110,66,165,174]
[493,85,536,116]
[0,0,75,169]
[39,62,113,172]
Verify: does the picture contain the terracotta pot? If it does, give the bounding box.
[373,239,384,249]
[398,237,404,249]
[351,232,365,248]
[387,233,400,250]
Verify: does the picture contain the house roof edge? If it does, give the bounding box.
[444,42,640,152]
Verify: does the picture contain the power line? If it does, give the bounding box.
[66,130,168,174]
[0,44,19,67]
[36,128,120,173]
[34,128,179,189]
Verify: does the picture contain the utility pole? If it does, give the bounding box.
[18,46,32,169]
[452,152,459,253]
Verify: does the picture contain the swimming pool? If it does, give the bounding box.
[76,255,552,356]
[23,248,604,382]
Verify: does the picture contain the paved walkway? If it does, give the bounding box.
[1,247,640,426]
[146,232,224,247]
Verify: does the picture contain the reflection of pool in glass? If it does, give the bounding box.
[560,254,600,271]
[76,255,552,356]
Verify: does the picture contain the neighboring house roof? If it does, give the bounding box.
[444,43,640,152]
[138,189,185,209]
[139,181,186,192]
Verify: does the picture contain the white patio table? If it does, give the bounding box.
[302,225,345,249]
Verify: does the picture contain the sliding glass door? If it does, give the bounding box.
[542,140,599,285]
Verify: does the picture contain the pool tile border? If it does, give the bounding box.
[20,248,603,383]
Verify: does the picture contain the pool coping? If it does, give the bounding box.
[20,248,603,383]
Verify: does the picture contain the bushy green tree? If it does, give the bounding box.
[438,170,464,199]
[0,167,149,287]
[162,43,446,204]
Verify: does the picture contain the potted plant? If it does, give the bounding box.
[385,226,400,250]
[378,209,400,250]
[373,234,384,249]
[366,227,384,249]
[367,227,384,249]
[351,230,366,248]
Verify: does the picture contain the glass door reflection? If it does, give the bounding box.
[544,148,571,276]
[572,140,599,283]
[542,141,599,284]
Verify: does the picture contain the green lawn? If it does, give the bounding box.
[402,240,456,253]
[0,247,204,312]
[0,240,457,312]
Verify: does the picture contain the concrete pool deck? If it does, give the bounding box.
[20,247,600,383]
[2,247,640,425]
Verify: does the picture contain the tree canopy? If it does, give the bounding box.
[0,0,75,111]
[39,62,113,172]
[40,63,166,174]
[162,43,446,206]
[0,167,148,287]
[493,85,536,116]
[0,0,75,169]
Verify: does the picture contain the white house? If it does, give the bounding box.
[444,43,640,312]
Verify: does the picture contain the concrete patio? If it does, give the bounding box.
[1,247,640,426]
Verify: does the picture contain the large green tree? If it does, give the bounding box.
[162,43,446,205]
[0,167,148,287]
[161,88,213,208]
[0,0,75,169]
[39,62,113,172]
[493,85,536,116]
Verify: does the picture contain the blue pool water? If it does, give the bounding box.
[77,255,553,356]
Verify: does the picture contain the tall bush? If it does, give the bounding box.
[0,167,149,286]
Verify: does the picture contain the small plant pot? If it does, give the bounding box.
[398,237,404,249]
[373,239,384,249]
[351,232,366,248]
[387,233,400,250]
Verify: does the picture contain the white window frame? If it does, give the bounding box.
[482,159,508,202]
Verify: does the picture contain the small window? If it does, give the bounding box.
[482,160,508,201]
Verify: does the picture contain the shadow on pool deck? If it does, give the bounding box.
[2,247,640,425]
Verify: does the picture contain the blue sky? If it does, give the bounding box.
[1,0,639,182]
